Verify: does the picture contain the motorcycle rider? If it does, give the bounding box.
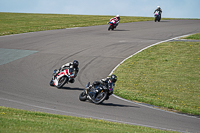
[154,6,162,18]
[53,60,79,83]
[109,15,120,26]
[86,74,117,99]
[115,14,121,25]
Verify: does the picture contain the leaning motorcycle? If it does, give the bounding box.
[79,81,114,104]
[154,11,161,22]
[108,19,117,31]
[49,68,73,88]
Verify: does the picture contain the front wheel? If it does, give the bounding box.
[108,25,111,30]
[79,91,87,101]
[50,79,54,86]
[92,91,108,104]
[155,17,157,22]
[57,76,68,88]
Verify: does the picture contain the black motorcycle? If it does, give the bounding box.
[154,10,161,22]
[79,81,114,104]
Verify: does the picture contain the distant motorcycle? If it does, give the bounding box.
[49,68,73,88]
[108,19,118,30]
[154,11,161,22]
[79,81,114,104]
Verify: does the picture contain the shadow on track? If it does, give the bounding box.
[112,29,130,31]
[101,102,140,108]
[59,86,84,91]
[160,20,170,22]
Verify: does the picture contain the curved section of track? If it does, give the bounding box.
[1,20,200,132]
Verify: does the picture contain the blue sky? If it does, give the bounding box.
[0,0,200,18]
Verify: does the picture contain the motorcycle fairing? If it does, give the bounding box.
[53,69,71,86]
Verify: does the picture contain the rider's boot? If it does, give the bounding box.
[69,79,75,83]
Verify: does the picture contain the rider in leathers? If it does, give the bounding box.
[53,60,79,83]
[87,74,117,100]
[154,6,162,18]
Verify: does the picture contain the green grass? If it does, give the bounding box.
[113,40,200,116]
[0,106,177,133]
[183,33,200,40]
[0,12,177,36]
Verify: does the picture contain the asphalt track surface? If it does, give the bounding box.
[1,20,200,132]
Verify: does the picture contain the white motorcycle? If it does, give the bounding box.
[49,68,74,88]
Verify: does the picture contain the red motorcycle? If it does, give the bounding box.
[108,19,118,31]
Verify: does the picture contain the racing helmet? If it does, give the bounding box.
[73,60,79,68]
[157,6,160,9]
[110,74,117,83]
[116,14,120,20]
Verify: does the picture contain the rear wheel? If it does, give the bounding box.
[92,91,108,104]
[57,76,68,88]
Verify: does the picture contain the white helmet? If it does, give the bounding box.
[116,14,120,17]
[157,6,160,8]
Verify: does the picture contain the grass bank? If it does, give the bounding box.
[183,33,200,40]
[113,34,200,116]
[0,12,176,36]
[0,106,177,133]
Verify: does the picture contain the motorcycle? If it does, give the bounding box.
[108,19,118,31]
[79,81,114,104]
[49,68,73,88]
[154,11,161,22]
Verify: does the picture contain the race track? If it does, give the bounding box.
[1,20,200,132]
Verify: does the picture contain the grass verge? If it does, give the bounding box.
[113,39,200,116]
[182,33,200,40]
[0,12,177,36]
[0,106,177,133]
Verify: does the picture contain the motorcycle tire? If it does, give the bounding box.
[108,26,111,30]
[158,17,161,22]
[57,76,68,88]
[92,91,108,104]
[79,91,87,101]
[50,79,54,86]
